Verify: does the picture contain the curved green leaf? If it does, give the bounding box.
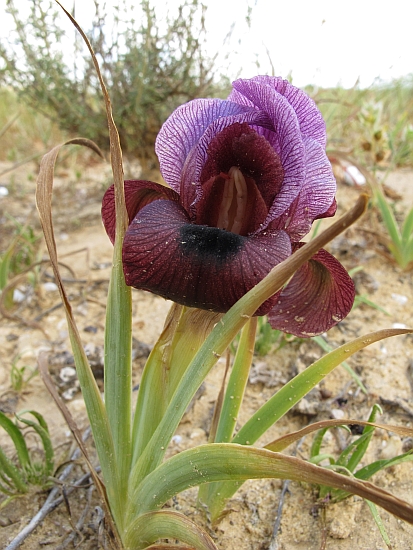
[203,328,412,518]
[124,510,217,550]
[127,443,413,527]
[0,411,30,469]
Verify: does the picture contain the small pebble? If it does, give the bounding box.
[391,293,408,305]
[331,409,345,420]
[42,282,58,292]
[392,323,407,329]
[59,366,77,383]
[13,288,26,303]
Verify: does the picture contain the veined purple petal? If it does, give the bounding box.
[268,247,355,337]
[155,99,257,190]
[269,138,337,241]
[229,76,327,148]
[102,180,179,243]
[122,199,292,314]
[178,109,274,212]
[225,79,307,228]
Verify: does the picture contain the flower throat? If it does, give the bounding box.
[216,166,247,235]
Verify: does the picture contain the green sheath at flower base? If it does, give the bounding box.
[131,305,221,463]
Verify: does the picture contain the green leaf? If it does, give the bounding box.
[15,411,54,478]
[214,318,257,444]
[35,139,123,533]
[104,240,133,485]
[203,328,412,519]
[310,427,330,459]
[233,330,409,449]
[126,444,413,526]
[375,186,402,250]
[401,206,413,244]
[124,510,218,550]
[336,404,382,472]
[366,500,392,548]
[0,447,28,494]
[131,307,220,464]
[312,335,368,393]
[0,242,15,291]
[198,318,257,508]
[0,411,31,470]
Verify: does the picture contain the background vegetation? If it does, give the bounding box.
[0,0,230,170]
[0,0,412,171]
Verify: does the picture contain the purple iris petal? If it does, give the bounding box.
[122,199,292,314]
[270,138,337,240]
[229,76,327,148]
[268,246,355,337]
[179,110,274,215]
[155,99,260,190]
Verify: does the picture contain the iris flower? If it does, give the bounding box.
[102,76,354,337]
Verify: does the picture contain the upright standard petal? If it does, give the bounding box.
[268,247,355,337]
[226,78,307,227]
[229,76,327,148]
[270,138,337,241]
[122,199,292,314]
[155,99,257,190]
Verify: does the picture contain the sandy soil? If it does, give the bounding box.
[0,158,412,549]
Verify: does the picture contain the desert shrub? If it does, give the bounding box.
[0,0,230,169]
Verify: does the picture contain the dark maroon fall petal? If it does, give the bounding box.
[122,199,292,314]
[102,180,179,243]
[267,246,355,337]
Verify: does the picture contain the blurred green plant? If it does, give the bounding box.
[310,77,413,168]
[374,184,413,270]
[0,218,40,309]
[0,410,54,508]
[10,354,38,393]
[0,0,230,169]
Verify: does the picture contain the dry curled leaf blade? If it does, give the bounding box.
[35,139,123,547]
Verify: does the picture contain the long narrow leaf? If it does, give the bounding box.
[401,206,413,244]
[127,444,413,526]
[0,448,27,494]
[337,404,381,472]
[375,187,402,249]
[55,3,132,512]
[265,419,413,453]
[312,335,367,393]
[35,141,122,520]
[366,500,392,548]
[0,412,31,470]
[232,329,411,447]
[215,317,257,444]
[15,412,54,477]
